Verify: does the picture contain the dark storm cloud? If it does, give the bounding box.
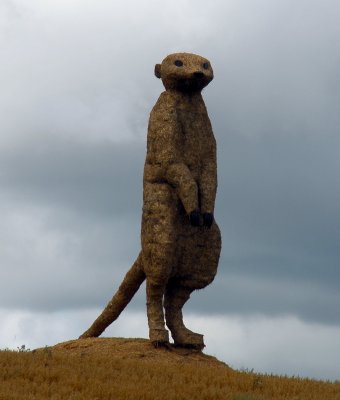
[217,131,340,282]
[189,269,340,325]
[0,0,339,327]
[203,0,340,323]
[0,138,145,220]
[208,4,340,140]
[0,138,145,311]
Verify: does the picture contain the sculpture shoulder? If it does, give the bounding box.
[148,91,179,138]
[150,91,178,118]
[145,91,181,167]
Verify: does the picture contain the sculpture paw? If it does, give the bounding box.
[174,342,205,351]
[171,328,205,350]
[149,328,170,347]
[152,341,172,349]
[203,213,214,228]
[189,210,201,226]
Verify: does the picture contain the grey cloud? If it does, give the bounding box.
[0,139,146,312]
[0,192,143,311]
[188,269,340,325]
[204,0,340,323]
[207,0,340,140]
[205,130,340,324]
[1,129,339,325]
[0,138,145,220]
[217,131,340,277]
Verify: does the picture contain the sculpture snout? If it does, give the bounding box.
[193,71,204,78]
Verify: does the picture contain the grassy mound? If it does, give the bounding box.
[0,337,339,399]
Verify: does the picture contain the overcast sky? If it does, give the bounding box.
[1,0,339,381]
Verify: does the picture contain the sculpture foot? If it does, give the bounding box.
[152,341,172,349]
[149,328,170,348]
[173,342,205,351]
[171,328,205,350]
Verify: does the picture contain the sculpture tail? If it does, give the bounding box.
[79,252,145,338]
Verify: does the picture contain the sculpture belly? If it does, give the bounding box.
[141,182,180,247]
[141,179,221,283]
[175,223,221,287]
[181,115,203,166]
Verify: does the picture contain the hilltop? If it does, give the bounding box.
[51,337,224,366]
[0,337,339,399]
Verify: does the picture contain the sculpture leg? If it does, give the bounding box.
[164,282,204,349]
[143,243,174,347]
[146,279,169,346]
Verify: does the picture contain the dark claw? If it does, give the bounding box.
[203,213,214,228]
[189,210,200,226]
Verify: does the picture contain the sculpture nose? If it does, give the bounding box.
[193,71,204,78]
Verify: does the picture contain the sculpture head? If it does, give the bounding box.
[154,52,214,93]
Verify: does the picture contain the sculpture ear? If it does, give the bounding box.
[154,64,161,79]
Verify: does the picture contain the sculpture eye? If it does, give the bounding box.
[202,62,210,70]
[174,60,183,67]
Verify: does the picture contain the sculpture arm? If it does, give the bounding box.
[200,137,217,214]
[165,163,198,214]
[147,99,199,214]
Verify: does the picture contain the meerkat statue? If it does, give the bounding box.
[80,52,221,349]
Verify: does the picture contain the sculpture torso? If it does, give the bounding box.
[144,90,217,219]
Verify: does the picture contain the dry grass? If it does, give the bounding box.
[0,338,339,400]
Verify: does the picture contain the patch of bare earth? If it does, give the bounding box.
[47,337,230,368]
